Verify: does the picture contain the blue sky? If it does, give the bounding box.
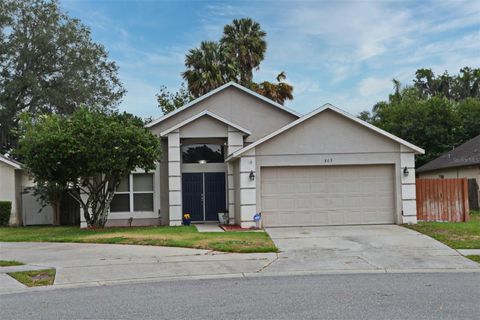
[61,0,480,118]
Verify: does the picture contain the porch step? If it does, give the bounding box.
[195,224,225,232]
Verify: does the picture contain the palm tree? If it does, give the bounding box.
[220,18,267,85]
[181,41,235,97]
[252,72,293,105]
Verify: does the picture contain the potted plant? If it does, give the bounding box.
[182,213,191,226]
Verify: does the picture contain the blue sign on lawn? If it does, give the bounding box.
[253,213,261,222]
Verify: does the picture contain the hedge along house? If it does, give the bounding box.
[84,82,424,228]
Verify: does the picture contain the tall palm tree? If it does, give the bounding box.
[181,41,235,97]
[220,18,267,85]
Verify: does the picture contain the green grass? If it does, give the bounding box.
[0,225,277,253]
[405,211,480,249]
[0,260,24,267]
[8,269,55,287]
[466,255,480,263]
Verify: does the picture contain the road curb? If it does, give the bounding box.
[2,267,480,296]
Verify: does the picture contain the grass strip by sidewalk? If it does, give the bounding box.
[405,211,480,249]
[0,260,24,267]
[466,255,480,263]
[8,269,55,287]
[0,225,277,253]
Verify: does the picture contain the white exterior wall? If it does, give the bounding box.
[168,131,182,226]
[238,149,257,228]
[227,126,244,223]
[400,146,417,224]
[0,163,18,224]
[79,165,161,228]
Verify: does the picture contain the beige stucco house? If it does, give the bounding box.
[83,82,424,228]
[0,154,29,225]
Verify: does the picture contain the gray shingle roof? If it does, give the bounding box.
[416,134,480,173]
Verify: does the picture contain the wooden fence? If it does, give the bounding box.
[416,178,470,222]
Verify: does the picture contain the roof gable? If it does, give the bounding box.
[227,104,424,160]
[146,82,301,128]
[0,154,22,169]
[417,134,480,172]
[160,110,251,136]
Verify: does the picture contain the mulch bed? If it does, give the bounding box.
[221,225,261,231]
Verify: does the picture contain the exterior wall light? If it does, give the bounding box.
[198,160,207,164]
[403,166,409,177]
[249,170,255,181]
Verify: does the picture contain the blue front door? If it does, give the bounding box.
[182,173,203,221]
[181,172,226,222]
[204,173,226,221]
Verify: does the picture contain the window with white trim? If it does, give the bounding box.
[110,173,154,213]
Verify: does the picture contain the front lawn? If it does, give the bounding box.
[467,255,480,263]
[406,211,480,249]
[0,260,24,267]
[0,225,277,253]
[8,269,56,287]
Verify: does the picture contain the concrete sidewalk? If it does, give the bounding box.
[0,242,277,294]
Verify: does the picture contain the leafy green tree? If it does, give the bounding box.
[16,108,161,228]
[0,0,125,154]
[370,88,462,165]
[413,67,480,100]
[156,83,193,115]
[360,68,480,167]
[456,97,480,142]
[220,18,267,85]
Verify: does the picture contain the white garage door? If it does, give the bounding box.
[261,165,395,227]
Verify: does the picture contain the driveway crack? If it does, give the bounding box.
[256,253,279,273]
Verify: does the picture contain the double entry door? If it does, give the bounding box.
[182,172,226,221]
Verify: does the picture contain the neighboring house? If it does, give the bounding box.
[0,154,53,226]
[0,154,28,225]
[417,134,480,208]
[86,82,423,228]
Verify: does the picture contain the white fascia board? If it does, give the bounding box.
[0,154,22,169]
[226,103,424,161]
[146,81,301,129]
[160,110,252,137]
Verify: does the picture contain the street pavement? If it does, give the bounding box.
[1,273,479,319]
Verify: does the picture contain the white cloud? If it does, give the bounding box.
[358,77,394,97]
[62,0,480,118]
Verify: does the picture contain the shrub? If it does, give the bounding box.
[0,201,12,226]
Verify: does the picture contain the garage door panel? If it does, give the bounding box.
[295,182,310,193]
[261,165,395,227]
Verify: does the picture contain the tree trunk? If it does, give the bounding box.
[52,197,61,226]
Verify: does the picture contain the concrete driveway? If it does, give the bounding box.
[265,225,480,273]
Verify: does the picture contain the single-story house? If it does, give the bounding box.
[0,154,29,225]
[81,82,424,228]
[0,154,53,226]
[417,134,480,208]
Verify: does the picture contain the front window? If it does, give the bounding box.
[181,144,224,163]
[110,173,154,213]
